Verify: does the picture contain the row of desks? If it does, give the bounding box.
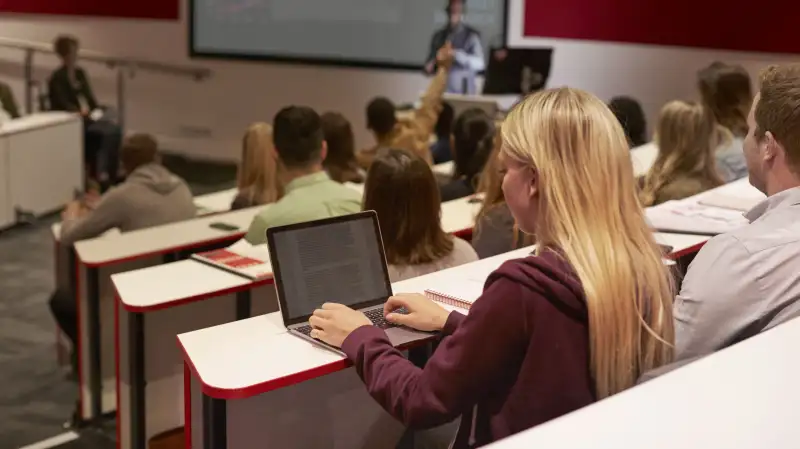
[173,233,708,449]
[108,231,707,449]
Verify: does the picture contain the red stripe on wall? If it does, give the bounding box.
[0,0,179,20]
[523,0,799,54]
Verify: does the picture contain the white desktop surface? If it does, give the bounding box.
[113,260,259,312]
[486,316,800,449]
[441,195,481,234]
[432,161,454,177]
[193,188,238,215]
[177,247,537,396]
[0,111,77,136]
[74,205,264,266]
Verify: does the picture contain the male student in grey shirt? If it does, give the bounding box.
[675,63,800,361]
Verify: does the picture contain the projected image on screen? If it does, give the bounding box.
[191,0,506,69]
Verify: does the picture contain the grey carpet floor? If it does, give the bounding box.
[0,215,79,448]
[0,175,234,448]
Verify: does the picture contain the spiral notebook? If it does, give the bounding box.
[424,279,484,310]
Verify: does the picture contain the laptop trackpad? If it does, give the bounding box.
[386,326,432,347]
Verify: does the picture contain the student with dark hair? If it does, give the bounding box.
[51,134,195,349]
[363,148,477,282]
[321,112,365,184]
[49,34,123,189]
[697,62,753,181]
[430,102,455,164]
[358,44,454,169]
[244,106,361,244]
[608,96,647,148]
[439,108,495,201]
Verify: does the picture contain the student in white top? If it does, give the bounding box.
[362,148,478,282]
[674,64,800,362]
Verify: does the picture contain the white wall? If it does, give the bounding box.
[0,0,795,161]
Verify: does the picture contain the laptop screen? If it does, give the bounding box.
[268,212,393,324]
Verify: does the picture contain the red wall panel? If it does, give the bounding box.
[524,0,799,54]
[0,0,179,20]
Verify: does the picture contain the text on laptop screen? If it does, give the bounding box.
[271,216,391,319]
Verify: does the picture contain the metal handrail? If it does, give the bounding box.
[0,37,210,80]
[0,37,211,129]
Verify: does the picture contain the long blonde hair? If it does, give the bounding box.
[640,101,725,206]
[237,122,282,205]
[502,87,675,398]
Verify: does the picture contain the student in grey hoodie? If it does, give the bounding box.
[59,133,196,246]
[52,133,195,350]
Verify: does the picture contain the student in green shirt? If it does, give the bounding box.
[244,106,362,244]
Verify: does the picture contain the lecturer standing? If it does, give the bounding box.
[425,0,485,95]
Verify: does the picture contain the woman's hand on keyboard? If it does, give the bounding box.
[384,293,450,332]
[309,303,371,348]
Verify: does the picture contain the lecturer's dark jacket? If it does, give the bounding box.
[48,66,98,112]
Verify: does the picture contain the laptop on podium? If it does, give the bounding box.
[267,211,432,356]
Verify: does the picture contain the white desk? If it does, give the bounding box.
[432,161,454,177]
[485,316,800,449]
[646,178,765,235]
[193,188,238,215]
[178,247,534,449]
[73,205,264,422]
[0,112,83,229]
[176,236,704,449]
[112,198,478,448]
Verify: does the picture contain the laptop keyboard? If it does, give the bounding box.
[296,307,408,337]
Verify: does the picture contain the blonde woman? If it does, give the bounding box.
[640,101,725,207]
[307,88,675,448]
[231,122,283,210]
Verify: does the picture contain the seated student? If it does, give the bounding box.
[363,148,478,282]
[471,139,533,259]
[440,108,495,202]
[698,61,753,181]
[639,101,725,206]
[0,80,20,121]
[430,102,455,164]
[308,88,676,448]
[608,96,647,148]
[52,133,195,348]
[244,106,361,244]
[321,112,365,184]
[231,122,283,210]
[49,35,123,189]
[674,64,800,362]
[358,43,454,169]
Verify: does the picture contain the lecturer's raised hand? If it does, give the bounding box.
[384,293,451,332]
[309,303,371,348]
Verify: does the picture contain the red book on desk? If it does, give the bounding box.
[191,244,272,280]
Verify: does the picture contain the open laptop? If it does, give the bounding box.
[267,211,432,356]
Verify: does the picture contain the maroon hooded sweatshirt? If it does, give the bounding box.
[341,250,595,448]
